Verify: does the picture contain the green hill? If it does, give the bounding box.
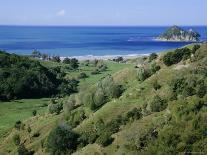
[0,43,207,155]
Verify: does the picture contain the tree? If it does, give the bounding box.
[137,67,150,81]
[13,134,21,146]
[150,95,167,112]
[32,110,37,116]
[192,44,201,54]
[70,58,79,69]
[51,55,61,63]
[31,50,41,58]
[63,58,71,64]
[149,53,158,62]
[46,123,79,155]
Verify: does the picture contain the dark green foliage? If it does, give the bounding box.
[48,101,63,114]
[196,80,206,98]
[31,50,41,58]
[149,61,161,74]
[0,51,67,100]
[32,132,40,137]
[137,67,150,81]
[46,123,79,155]
[32,110,37,116]
[27,126,32,133]
[78,72,88,79]
[91,69,100,75]
[149,95,167,112]
[88,75,123,110]
[163,48,191,66]
[13,134,21,146]
[63,58,79,70]
[192,44,201,54]
[68,110,87,127]
[149,53,158,62]
[96,132,114,147]
[152,80,161,90]
[113,57,124,62]
[58,79,79,96]
[17,144,34,155]
[15,121,22,130]
[51,55,61,63]
[126,108,142,120]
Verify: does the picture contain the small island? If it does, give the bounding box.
[156,25,200,42]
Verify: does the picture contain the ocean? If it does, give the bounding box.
[0,26,206,57]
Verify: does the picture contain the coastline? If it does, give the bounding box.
[60,53,150,61]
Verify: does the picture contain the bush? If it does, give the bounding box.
[150,96,167,112]
[15,121,22,130]
[78,72,88,79]
[197,80,206,98]
[17,144,34,155]
[126,108,142,120]
[152,80,161,90]
[58,79,79,96]
[149,53,158,62]
[13,134,21,146]
[48,101,63,114]
[32,110,37,116]
[137,67,150,81]
[33,132,40,137]
[192,44,201,54]
[163,48,192,66]
[96,132,114,147]
[91,69,100,75]
[149,61,161,74]
[46,123,79,155]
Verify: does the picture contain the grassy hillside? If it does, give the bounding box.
[0,43,207,155]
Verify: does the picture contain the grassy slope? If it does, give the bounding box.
[0,60,132,154]
[0,98,50,139]
[1,44,206,154]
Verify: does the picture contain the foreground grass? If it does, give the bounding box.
[0,98,50,138]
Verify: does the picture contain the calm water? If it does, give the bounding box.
[0,26,206,56]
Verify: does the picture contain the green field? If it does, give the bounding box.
[0,98,50,138]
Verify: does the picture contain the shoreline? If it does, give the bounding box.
[60,53,150,61]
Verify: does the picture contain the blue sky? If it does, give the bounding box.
[0,0,206,26]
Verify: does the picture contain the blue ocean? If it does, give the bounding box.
[0,26,206,57]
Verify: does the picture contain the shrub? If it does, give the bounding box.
[58,79,79,96]
[17,144,34,155]
[96,132,114,147]
[192,44,201,54]
[78,72,88,79]
[15,121,22,130]
[149,61,161,74]
[33,132,40,137]
[13,134,21,146]
[152,80,161,90]
[197,80,206,98]
[137,67,150,81]
[32,110,37,116]
[46,123,79,155]
[48,102,63,114]
[126,108,142,120]
[149,95,167,112]
[27,126,32,133]
[163,48,191,66]
[91,69,100,75]
[149,53,158,62]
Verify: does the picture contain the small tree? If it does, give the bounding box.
[32,110,37,116]
[150,95,167,112]
[63,58,71,64]
[15,121,22,130]
[70,58,79,70]
[149,53,158,62]
[46,123,79,155]
[137,67,150,81]
[13,134,21,146]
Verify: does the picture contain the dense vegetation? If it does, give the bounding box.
[1,43,207,155]
[0,51,78,100]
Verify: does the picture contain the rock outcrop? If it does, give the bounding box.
[156,26,200,42]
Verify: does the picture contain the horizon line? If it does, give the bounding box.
[0,24,207,27]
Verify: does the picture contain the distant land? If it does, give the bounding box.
[156,25,201,42]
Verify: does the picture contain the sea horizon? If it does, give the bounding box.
[0,25,206,57]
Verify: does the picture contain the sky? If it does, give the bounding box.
[0,0,206,26]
